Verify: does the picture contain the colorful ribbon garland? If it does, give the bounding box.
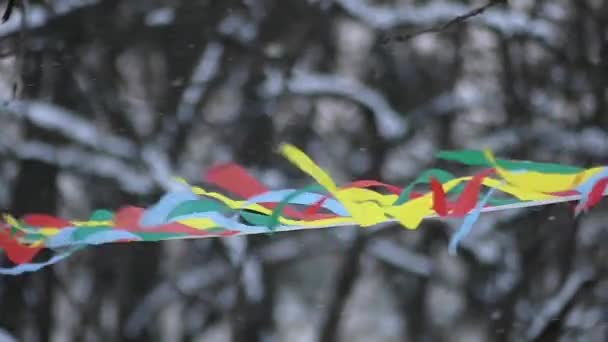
[1,144,607,275]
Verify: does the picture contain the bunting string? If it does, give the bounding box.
[1,144,607,275]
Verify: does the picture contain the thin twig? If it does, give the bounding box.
[382,0,507,43]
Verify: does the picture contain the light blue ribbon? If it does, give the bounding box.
[0,248,80,275]
[449,185,499,255]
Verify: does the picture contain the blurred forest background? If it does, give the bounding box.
[0,0,607,341]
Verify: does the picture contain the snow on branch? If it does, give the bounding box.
[384,0,506,42]
[336,0,556,42]
[158,41,224,153]
[2,100,137,158]
[6,141,155,194]
[175,41,224,125]
[141,145,187,192]
[1,100,185,193]
[367,239,434,277]
[287,70,408,139]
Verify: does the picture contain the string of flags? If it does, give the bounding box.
[1,144,606,275]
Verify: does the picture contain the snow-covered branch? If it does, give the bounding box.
[7,141,155,194]
[141,145,186,192]
[175,41,224,125]
[287,70,407,139]
[1,100,191,193]
[1,100,137,158]
[367,239,434,277]
[336,0,557,42]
